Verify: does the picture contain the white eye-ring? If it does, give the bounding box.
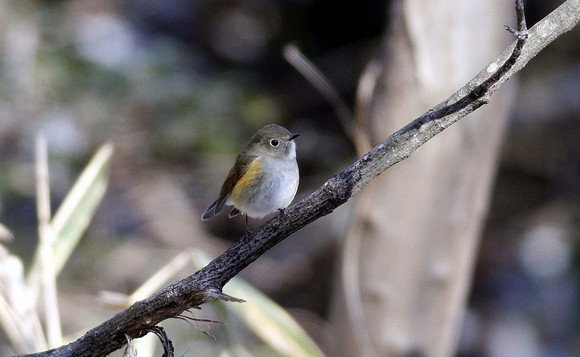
[270,139,279,147]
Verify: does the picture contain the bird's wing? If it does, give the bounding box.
[214,153,259,215]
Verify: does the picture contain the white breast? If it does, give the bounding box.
[236,155,299,219]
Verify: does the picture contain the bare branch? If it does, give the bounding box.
[18,0,580,356]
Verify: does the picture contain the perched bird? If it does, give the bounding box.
[201,124,300,225]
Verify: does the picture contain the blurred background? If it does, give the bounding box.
[0,0,578,356]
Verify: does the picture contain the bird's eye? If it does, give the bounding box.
[270,139,279,147]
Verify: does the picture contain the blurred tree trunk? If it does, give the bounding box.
[330,1,516,356]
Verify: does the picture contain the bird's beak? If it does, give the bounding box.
[288,133,300,141]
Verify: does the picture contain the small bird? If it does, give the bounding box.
[201,124,300,225]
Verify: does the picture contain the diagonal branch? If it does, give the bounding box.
[19,0,580,356]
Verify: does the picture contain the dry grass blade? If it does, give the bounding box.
[50,143,114,274]
[34,136,62,348]
[192,250,325,357]
[0,224,14,242]
[129,250,192,303]
[27,143,114,289]
[0,247,46,354]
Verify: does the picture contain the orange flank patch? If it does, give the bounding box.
[231,157,262,202]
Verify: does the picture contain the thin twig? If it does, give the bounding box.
[283,43,354,128]
[143,327,174,357]
[284,43,373,154]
